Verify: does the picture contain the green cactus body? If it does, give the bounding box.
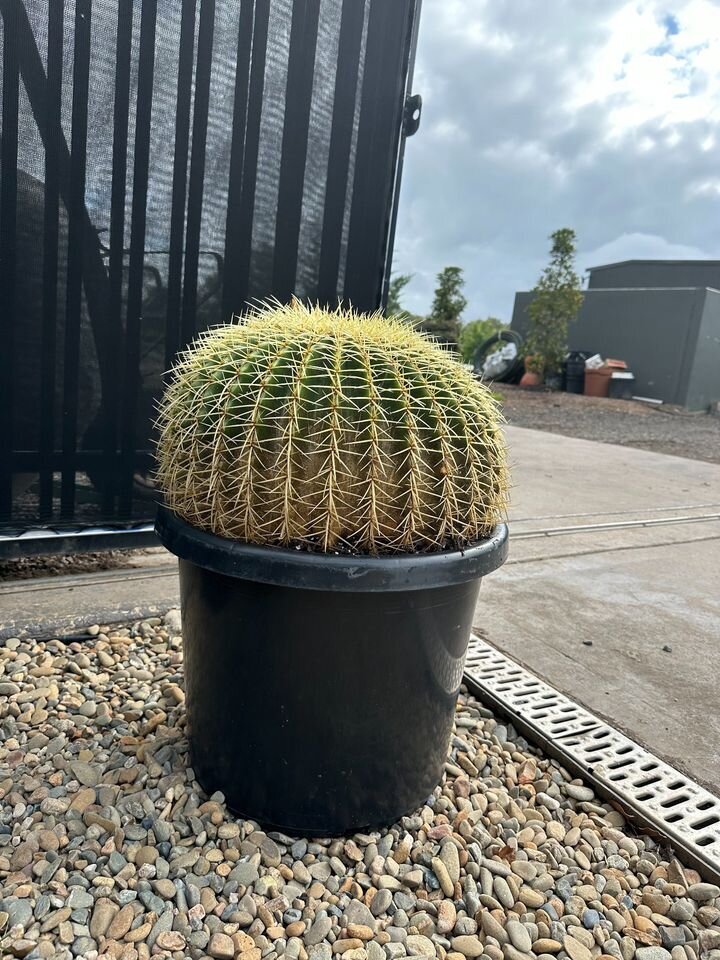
[156,301,508,554]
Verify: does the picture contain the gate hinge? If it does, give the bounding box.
[403,94,422,137]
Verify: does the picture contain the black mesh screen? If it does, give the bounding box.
[0,0,419,541]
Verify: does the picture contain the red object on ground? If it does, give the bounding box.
[520,371,542,388]
[584,367,613,397]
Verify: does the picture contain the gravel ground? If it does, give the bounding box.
[499,386,720,465]
[1,614,719,960]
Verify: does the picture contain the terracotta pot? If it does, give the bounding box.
[584,367,612,398]
[520,356,543,388]
[519,370,542,388]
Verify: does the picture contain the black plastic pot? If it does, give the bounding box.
[565,351,589,394]
[156,506,508,836]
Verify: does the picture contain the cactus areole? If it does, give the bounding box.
[155,302,509,834]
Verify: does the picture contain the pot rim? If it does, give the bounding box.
[156,505,508,593]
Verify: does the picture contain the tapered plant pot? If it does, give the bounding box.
[520,357,543,388]
[156,506,508,836]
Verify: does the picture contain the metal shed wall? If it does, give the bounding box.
[687,289,720,412]
[588,260,720,291]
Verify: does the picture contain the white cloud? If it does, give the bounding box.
[480,140,569,180]
[426,119,469,143]
[686,179,720,199]
[579,232,716,273]
[569,1,720,138]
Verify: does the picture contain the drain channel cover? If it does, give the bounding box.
[465,635,720,884]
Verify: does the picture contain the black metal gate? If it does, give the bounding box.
[0,0,422,556]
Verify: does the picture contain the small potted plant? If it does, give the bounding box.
[520,354,544,388]
[155,301,509,835]
[524,228,584,391]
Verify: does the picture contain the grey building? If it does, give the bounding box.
[511,260,720,411]
[588,259,720,291]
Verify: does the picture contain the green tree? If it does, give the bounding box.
[459,317,507,364]
[422,266,467,348]
[386,273,413,316]
[525,228,584,378]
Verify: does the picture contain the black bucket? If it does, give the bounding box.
[156,506,508,835]
[565,351,588,394]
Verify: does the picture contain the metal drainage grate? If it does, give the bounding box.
[464,635,720,884]
[465,640,601,739]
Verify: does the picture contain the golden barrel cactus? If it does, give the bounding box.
[156,301,508,555]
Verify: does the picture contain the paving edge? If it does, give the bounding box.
[464,634,720,885]
[0,601,179,642]
[0,563,179,640]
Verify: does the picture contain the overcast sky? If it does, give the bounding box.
[391,0,720,321]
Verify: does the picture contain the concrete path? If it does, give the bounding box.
[475,425,720,792]
[0,551,178,641]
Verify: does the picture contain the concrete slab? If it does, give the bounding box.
[504,425,720,520]
[475,426,720,793]
[0,560,178,640]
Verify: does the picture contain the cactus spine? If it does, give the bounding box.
[156,301,508,555]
